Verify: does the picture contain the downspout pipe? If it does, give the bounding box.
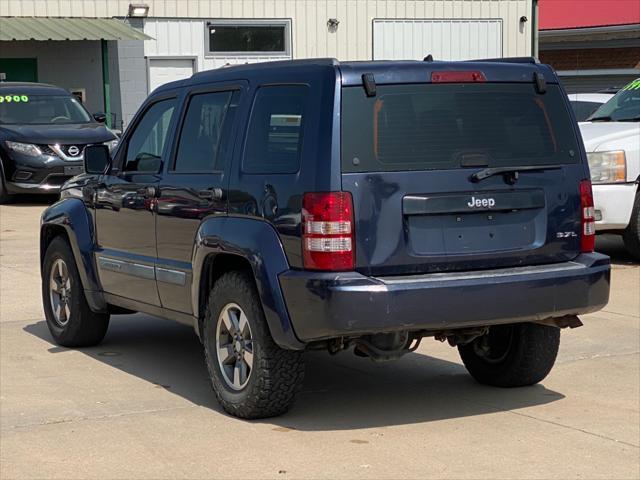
[101,39,112,129]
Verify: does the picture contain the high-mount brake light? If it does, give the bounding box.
[302,192,355,271]
[580,179,596,253]
[431,71,487,83]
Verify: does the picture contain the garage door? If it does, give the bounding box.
[148,58,195,93]
[373,19,502,61]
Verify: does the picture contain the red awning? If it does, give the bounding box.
[539,0,640,30]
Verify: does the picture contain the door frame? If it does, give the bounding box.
[146,56,198,94]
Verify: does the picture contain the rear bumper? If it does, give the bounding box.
[279,253,610,342]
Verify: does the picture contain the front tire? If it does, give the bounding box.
[203,271,305,419]
[623,192,640,260]
[0,169,13,204]
[42,236,110,347]
[458,322,560,387]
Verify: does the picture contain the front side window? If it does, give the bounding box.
[124,98,177,173]
[174,91,234,172]
[207,21,290,55]
[243,85,309,174]
[0,94,92,125]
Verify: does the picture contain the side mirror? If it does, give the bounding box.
[84,144,111,174]
[93,112,107,123]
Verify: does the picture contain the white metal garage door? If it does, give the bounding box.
[373,19,503,61]
[148,58,195,93]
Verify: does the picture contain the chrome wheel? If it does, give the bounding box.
[49,258,72,327]
[216,303,254,390]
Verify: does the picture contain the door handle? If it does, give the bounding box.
[198,188,223,201]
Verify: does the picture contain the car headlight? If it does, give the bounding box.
[5,141,42,157]
[104,139,119,153]
[587,151,627,184]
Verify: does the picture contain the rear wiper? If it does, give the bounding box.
[588,115,612,122]
[470,165,562,183]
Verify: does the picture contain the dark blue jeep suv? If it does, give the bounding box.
[39,58,610,419]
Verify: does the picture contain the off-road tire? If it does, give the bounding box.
[203,271,305,419]
[458,322,560,387]
[622,192,640,260]
[42,236,110,347]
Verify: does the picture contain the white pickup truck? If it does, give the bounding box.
[579,79,640,258]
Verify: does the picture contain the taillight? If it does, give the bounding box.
[302,192,354,271]
[580,179,596,253]
[431,71,486,83]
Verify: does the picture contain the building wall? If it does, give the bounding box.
[114,39,148,128]
[540,47,640,71]
[0,40,104,113]
[1,0,534,58]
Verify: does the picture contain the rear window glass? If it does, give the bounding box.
[342,83,580,173]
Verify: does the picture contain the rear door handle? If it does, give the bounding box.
[198,188,223,201]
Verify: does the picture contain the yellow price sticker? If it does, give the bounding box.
[0,94,29,103]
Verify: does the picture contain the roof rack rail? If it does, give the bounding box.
[466,56,540,64]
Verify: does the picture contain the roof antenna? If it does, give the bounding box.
[423,54,434,62]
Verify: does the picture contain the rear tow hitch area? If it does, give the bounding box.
[353,332,423,362]
[434,327,490,347]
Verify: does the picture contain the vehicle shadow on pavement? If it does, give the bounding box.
[596,234,639,266]
[24,315,565,430]
[2,194,59,207]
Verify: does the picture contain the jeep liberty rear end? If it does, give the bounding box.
[280,60,609,407]
[40,58,610,420]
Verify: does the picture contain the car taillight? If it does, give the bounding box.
[431,71,486,83]
[302,192,354,271]
[580,179,596,253]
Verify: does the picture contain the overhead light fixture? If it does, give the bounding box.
[128,3,149,18]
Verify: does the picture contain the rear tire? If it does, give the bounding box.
[458,322,560,387]
[622,192,640,260]
[42,236,110,347]
[203,271,305,419]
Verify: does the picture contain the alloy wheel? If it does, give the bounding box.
[49,258,72,327]
[216,303,254,390]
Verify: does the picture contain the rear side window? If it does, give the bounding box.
[243,85,309,174]
[174,91,234,172]
[342,83,580,173]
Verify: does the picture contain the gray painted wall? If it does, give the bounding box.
[1,40,105,114]
[114,38,147,129]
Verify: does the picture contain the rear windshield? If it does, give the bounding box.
[342,83,580,172]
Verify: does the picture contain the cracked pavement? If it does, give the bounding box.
[1,198,639,479]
